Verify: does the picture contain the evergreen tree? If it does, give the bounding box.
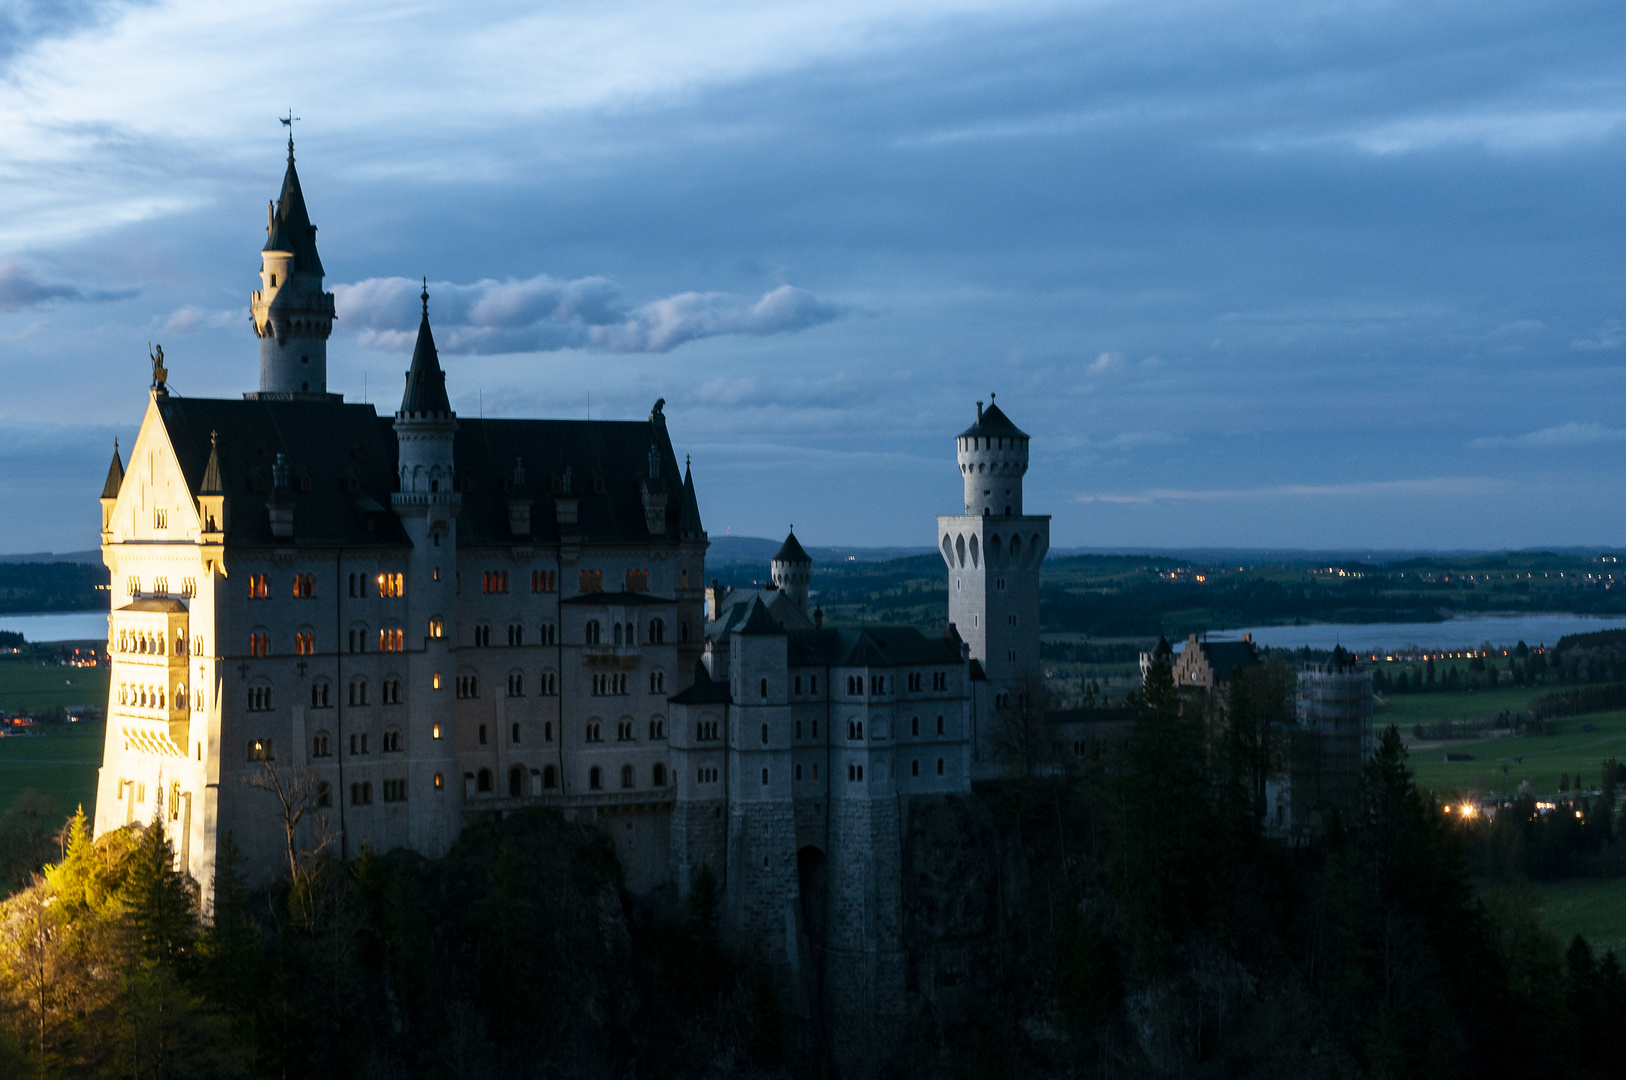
[126,812,197,970]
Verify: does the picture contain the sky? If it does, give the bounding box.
[0,0,1623,554]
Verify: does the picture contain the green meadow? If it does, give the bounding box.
[0,648,108,714]
[0,720,102,820]
[1537,878,1626,956]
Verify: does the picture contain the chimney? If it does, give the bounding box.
[706,578,726,622]
[976,400,983,422]
[813,606,823,629]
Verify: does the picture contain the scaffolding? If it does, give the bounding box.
[1291,653,1374,829]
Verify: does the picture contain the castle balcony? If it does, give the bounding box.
[114,714,186,759]
[582,644,641,665]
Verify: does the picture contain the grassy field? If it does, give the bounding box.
[0,649,108,714]
[1377,684,1544,729]
[1404,709,1626,797]
[0,720,102,822]
[1537,879,1626,955]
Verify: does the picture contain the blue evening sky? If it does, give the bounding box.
[0,0,1622,553]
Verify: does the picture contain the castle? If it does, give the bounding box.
[92,139,1048,1067]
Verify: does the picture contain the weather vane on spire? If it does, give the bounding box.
[421,277,429,317]
[280,110,300,158]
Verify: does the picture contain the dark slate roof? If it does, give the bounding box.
[738,597,785,636]
[957,401,1028,440]
[561,590,674,607]
[452,416,690,546]
[118,598,189,613]
[155,396,409,549]
[1152,635,1172,660]
[149,395,699,551]
[263,142,324,278]
[668,661,732,705]
[772,531,810,565]
[783,626,964,668]
[679,462,703,537]
[101,442,124,499]
[399,302,451,417]
[1193,639,1261,680]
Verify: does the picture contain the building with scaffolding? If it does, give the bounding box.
[1289,645,1374,831]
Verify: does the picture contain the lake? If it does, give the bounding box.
[0,612,109,643]
[1202,613,1626,653]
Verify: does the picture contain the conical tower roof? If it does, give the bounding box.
[399,283,452,417]
[263,137,324,277]
[199,431,224,495]
[678,458,704,536]
[958,398,1028,439]
[100,440,124,499]
[773,530,810,565]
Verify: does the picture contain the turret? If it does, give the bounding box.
[956,394,1029,517]
[99,439,124,539]
[770,530,812,614]
[394,282,457,508]
[249,135,336,399]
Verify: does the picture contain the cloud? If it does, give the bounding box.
[334,274,841,355]
[1087,351,1123,374]
[1571,324,1624,351]
[1075,477,1501,505]
[163,305,239,335]
[1470,422,1626,450]
[0,257,130,312]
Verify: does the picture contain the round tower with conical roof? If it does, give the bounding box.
[250,136,337,399]
[770,530,812,613]
[957,394,1029,517]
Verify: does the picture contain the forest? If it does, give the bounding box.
[2,657,1625,1078]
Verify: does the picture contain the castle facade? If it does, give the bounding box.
[92,141,1047,1068]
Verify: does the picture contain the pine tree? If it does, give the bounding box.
[126,811,197,970]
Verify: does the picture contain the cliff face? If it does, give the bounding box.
[901,795,1004,1019]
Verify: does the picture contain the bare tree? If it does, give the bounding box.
[245,751,336,884]
[993,665,1057,778]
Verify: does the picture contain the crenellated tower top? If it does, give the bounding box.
[956,393,1030,516]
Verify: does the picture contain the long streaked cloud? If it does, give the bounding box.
[1471,422,1626,450]
[332,274,842,355]
[0,257,131,312]
[1075,477,1503,505]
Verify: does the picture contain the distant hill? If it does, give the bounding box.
[704,535,934,568]
[0,551,100,566]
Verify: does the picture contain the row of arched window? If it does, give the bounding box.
[115,629,184,656]
[118,682,182,710]
[583,618,665,646]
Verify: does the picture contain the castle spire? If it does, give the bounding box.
[398,283,452,417]
[200,431,224,495]
[101,439,124,500]
[250,125,335,400]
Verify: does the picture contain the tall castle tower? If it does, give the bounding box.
[391,287,463,856]
[937,396,1050,722]
[249,136,337,399]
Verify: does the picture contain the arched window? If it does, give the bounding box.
[625,623,635,644]
[649,618,665,644]
[937,715,945,735]
[652,762,666,786]
[613,623,623,646]
[621,763,635,789]
[509,765,526,797]
[477,768,492,793]
[585,620,601,645]
[311,680,331,708]
[349,679,368,706]
[589,766,603,790]
[937,758,945,775]
[760,678,768,699]
[313,731,331,757]
[542,764,557,788]
[912,760,919,777]
[911,716,920,736]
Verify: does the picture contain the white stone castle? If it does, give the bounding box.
[91,140,1048,1059]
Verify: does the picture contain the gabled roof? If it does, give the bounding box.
[263,140,324,277]
[772,530,810,565]
[399,291,452,417]
[117,598,189,614]
[958,400,1028,440]
[1187,638,1261,680]
[782,626,964,668]
[738,597,785,636]
[668,661,732,705]
[101,441,124,499]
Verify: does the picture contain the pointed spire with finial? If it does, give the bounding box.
[679,455,704,537]
[263,114,323,277]
[398,278,452,417]
[200,431,224,495]
[101,438,125,499]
